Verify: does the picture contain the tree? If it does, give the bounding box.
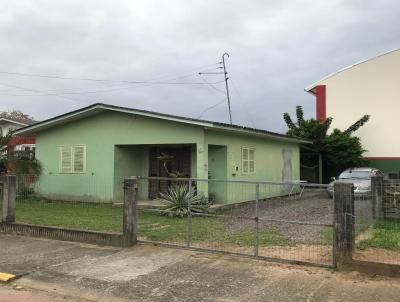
[283,106,370,183]
[324,129,367,178]
[0,110,34,124]
[0,130,42,175]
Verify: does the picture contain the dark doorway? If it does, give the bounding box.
[148,146,192,199]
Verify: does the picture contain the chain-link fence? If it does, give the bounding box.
[136,177,334,267]
[353,177,400,265]
[4,173,399,270]
[11,174,124,234]
[0,179,3,220]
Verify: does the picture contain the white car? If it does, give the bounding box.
[327,167,383,198]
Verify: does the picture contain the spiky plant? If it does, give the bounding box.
[159,185,213,217]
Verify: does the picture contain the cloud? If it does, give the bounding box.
[0,0,399,132]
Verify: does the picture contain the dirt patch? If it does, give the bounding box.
[354,248,400,265]
[356,227,374,243]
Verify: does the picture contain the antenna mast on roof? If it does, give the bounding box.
[199,53,233,125]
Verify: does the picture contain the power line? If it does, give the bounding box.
[197,99,227,118]
[0,63,226,98]
[0,80,226,97]
[0,63,220,84]
[229,77,257,128]
[0,82,82,103]
[198,73,226,94]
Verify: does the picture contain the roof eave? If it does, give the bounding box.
[304,86,317,95]
[14,102,311,144]
[14,103,214,136]
[0,118,30,127]
[304,48,400,95]
[209,125,312,144]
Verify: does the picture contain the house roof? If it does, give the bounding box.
[305,48,400,94]
[0,117,33,127]
[14,103,311,144]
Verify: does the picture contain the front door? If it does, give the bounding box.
[148,146,191,199]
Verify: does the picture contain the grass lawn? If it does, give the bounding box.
[11,197,289,247]
[358,218,400,250]
[321,218,375,246]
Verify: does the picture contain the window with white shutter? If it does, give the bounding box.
[242,147,255,174]
[59,145,86,173]
[73,145,85,173]
[60,146,72,173]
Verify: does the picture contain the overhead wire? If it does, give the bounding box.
[0,63,224,97]
[198,73,226,95]
[0,82,83,103]
[229,77,257,128]
[0,63,220,84]
[0,79,226,97]
[197,98,227,119]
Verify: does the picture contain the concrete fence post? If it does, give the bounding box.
[333,182,355,268]
[371,175,383,219]
[1,175,16,224]
[122,177,138,247]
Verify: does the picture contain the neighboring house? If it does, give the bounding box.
[305,48,400,173]
[15,103,308,204]
[0,117,36,152]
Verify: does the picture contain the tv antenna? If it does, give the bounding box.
[199,53,232,124]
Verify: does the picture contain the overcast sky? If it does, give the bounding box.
[0,0,399,133]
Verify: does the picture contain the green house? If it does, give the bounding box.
[15,103,308,204]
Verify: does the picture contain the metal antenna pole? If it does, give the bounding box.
[222,53,232,125]
[198,52,233,124]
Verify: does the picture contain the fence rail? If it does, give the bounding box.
[136,177,334,267]
[1,174,399,274]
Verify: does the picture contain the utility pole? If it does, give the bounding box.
[199,52,233,125]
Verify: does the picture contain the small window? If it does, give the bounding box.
[242,147,255,174]
[59,145,86,173]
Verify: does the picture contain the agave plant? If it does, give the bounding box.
[159,184,213,217]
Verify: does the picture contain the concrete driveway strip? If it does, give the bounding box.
[1,234,400,301]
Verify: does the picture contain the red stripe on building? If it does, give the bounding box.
[315,85,326,121]
[8,135,36,146]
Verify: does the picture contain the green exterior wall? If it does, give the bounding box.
[36,111,205,202]
[34,110,300,204]
[114,145,148,202]
[368,159,400,174]
[205,130,300,203]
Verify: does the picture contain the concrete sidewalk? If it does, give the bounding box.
[1,234,400,301]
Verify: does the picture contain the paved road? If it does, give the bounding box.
[1,234,400,301]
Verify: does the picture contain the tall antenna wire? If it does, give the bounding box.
[199,52,233,125]
[221,53,232,125]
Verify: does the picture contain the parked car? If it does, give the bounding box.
[327,167,383,198]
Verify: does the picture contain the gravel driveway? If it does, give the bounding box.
[221,189,374,243]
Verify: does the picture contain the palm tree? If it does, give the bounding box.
[0,130,42,175]
[283,106,369,183]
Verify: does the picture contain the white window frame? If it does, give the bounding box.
[242,146,256,175]
[15,144,35,151]
[59,144,86,174]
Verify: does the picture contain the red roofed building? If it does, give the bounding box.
[0,117,36,153]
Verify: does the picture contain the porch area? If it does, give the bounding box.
[113,143,229,204]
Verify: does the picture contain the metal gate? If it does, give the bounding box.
[136,177,334,268]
